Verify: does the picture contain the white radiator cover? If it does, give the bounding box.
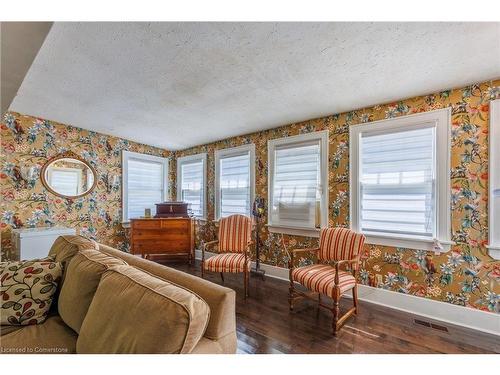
[10,227,76,261]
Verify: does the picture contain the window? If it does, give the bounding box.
[177,153,207,219]
[268,130,329,236]
[122,151,169,223]
[488,99,500,259]
[215,144,255,219]
[350,108,452,252]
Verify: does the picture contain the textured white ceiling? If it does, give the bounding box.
[10,22,500,150]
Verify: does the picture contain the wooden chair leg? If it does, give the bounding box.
[220,272,225,283]
[288,282,295,311]
[352,285,358,315]
[332,288,340,335]
[201,262,204,278]
[244,270,249,299]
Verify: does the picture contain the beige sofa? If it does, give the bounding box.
[0,235,237,354]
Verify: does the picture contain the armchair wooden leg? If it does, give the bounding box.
[288,284,295,311]
[244,269,249,299]
[352,285,358,315]
[332,288,340,336]
[220,272,225,283]
[201,262,204,278]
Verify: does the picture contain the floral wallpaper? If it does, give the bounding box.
[174,79,500,313]
[0,112,172,259]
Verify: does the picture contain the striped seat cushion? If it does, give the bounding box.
[292,264,356,295]
[318,228,365,262]
[204,253,251,273]
[218,214,253,253]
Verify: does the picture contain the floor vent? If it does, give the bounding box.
[414,319,431,327]
[414,319,449,332]
[430,323,449,332]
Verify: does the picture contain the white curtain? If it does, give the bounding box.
[219,153,251,217]
[127,159,164,219]
[271,140,320,228]
[360,126,436,237]
[180,160,204,217]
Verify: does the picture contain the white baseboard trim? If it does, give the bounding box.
[353,285,499,336]
[194,250,499,336]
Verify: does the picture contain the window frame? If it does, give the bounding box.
[349,108,452,252]
[487,99,500,259]
[214,143,255,221]
[176,152,207,220]
[122,150,169,224]
[267,130,329,237]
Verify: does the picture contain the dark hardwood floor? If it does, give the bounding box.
[170,261,499,354]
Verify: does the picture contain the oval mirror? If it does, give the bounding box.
[41,152,97,199]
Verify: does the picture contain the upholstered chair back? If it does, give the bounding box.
[218,214,253,253]
[318,227,365,263]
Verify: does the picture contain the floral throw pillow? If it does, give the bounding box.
[0,258,62,326]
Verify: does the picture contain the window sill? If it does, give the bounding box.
[486,244,500,260]
[363,232,454,252]
[266,224,320,238]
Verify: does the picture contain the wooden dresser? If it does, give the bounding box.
[130,218,194,264]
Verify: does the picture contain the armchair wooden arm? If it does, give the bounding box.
[202,240,219,261]
[333,259,360,283]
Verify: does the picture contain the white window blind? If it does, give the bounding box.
[219,152,251,218]
[360,127,436,238]
[271,141,320,228]
[180,159,204,217]
[49,169,81,196]
[122,151,168,222]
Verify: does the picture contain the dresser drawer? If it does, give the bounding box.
[131,220,161,229]
[133,240,191,252]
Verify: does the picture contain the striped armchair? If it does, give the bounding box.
[286,227,365,334]
[201,214,253,298]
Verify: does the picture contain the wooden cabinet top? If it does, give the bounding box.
[130,217,193,221]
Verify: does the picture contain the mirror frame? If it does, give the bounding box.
[40,151,98,199]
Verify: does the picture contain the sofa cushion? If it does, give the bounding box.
[58,250,126,333]
[49,235,99,263]
[0,315,77,354]
[77,265,210,354]
[0,259,62,326]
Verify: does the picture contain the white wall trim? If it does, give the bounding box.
[176,152,207,220]
[349,108,452,252]
[352,285,499,336]
[195,250,500,336]
[488,99,500,259]
[363,234,454,252]
[266,224,320,238]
